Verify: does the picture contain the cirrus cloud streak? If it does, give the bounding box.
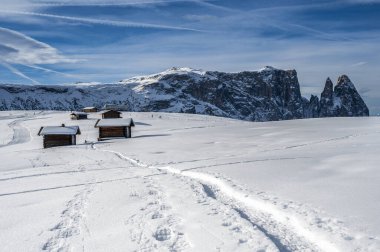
[0,27,76,65]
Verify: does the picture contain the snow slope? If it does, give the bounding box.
[0,111,379,251]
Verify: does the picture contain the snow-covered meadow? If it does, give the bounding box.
[0,111,379,251]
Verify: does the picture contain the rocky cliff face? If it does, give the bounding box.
[0,67,369,121]
[319,77,335,117]
[167,66,305,121]
[304,75,369,118]
[331,75,369,117]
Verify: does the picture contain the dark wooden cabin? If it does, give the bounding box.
[95,118,135,140]
[101,110,122,119]
[83,107,98,113]
[38,124,81,148]
[70,112,88,120]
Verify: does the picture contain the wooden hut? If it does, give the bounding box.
[38,124,81,148]
[101,110,122,119]
[94,118,135,139]
[70,112,88,120]
[83,107,98,113]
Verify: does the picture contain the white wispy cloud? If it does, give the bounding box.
[22,64,81,78]
[0,61,40,84]
[0,27,78,83]
[0,10,204,32]
[0,0,206,12]
[0,0,34,12]
[28,0,199,7]
[0,27,76,65]
[192,0,240,13]
[345,0,380,3]
[184,14,218,22]
[351,61,368,67]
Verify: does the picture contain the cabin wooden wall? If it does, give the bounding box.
[98,126,133,139]
[99,127,126,138]
[102,111,121,119]
[126,127,132,138]
[43,135,75,148]
[83,108,97,113]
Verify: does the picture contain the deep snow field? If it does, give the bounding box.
[0,111,380,252]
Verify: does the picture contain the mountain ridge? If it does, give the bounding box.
[0,67,369,121]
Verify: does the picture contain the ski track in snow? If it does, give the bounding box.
[261,131,380,153]
[0,165,133,182]
[99,149,360,252]
[180,157,312,172]
[0,119,31,147]
[0,111,50,148]
[103,147,279,251]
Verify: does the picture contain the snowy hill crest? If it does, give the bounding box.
[0,67,369,121]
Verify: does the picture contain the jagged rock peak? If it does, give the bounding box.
[326,77,333,85]
[321,77,334,102]
[318,74,369,117]
[325,77,334,89]
[337,74,350,83]
[337,75,356,89]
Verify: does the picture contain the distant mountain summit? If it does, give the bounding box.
[304,75,369,118]
[0,67,369,121]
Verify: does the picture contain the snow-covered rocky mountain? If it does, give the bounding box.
[304,75,369,118]
[0,67,369,121]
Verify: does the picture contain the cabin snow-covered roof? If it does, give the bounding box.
[38,126,81,136]
[100,110,122,114]
[83,106,96,109]
[95,118,135,127]
[70,112,88,115]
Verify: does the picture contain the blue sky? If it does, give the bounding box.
[0,0,379,113]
